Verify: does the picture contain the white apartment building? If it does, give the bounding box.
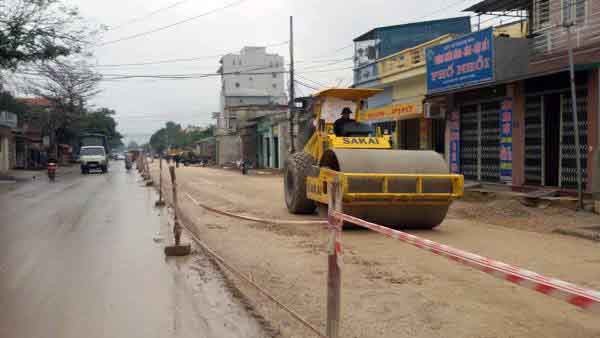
[217,46,286,129]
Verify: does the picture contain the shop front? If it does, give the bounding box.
[520,70,595,190]
[0,111,17,173]
[256,119,280,169]
[425,27,529,184]
[449,85,511,183]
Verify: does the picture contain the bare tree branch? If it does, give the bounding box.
[0,0,98,69]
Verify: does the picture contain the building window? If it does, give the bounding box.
[272,83,277,88]
[533,0,550,31]
[249,76,253,81]
[272,73,277,78]
[562,0,586,26]
[235,82,240,88]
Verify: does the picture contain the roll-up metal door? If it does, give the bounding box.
[560,90,588,188]
[480,101,501,182]
[524,96,543,185]
[459,104,479,180]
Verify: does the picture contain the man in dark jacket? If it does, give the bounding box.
[333,107,354,136]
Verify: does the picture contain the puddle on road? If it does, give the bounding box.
[154,195,272,338]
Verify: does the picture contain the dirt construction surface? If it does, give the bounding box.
[151,162,600,338]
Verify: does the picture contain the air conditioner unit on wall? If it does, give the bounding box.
[424,102,446,119]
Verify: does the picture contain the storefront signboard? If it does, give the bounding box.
[426,28,494,93]
[361,102,422,122]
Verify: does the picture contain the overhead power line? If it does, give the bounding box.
[91,54,347,69]
[108,0,193,31]
[296,73,327,88]
[312,43,354,58]
[296,57,353,71]
[410,0,474,22]
[294,79,320,91]
[92,41,289,67]
[97,0,249,47]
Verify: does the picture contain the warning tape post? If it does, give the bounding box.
[325,180,600,337]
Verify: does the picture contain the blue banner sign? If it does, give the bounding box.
[426,28,494,93]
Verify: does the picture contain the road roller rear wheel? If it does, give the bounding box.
[284,152,316,214]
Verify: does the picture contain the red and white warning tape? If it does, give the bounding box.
[330,211,600,314]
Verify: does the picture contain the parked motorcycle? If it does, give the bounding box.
[238,159,250,175]
[47,161,57,182]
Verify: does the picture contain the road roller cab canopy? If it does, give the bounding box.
[311,88,383,102]
[310,88,383,124]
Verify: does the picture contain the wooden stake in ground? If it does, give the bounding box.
[144,154,153,185]
[164,165,191,256]
[155,155,165,207]
[326,179,343,338]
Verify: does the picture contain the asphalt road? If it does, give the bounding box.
[0,163,267,338]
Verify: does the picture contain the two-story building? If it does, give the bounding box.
[352,17,472,151]
[15,97,51,169]
[425,0,599,193]
[0,111,18,174]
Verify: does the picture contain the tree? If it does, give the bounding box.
[0,0,95,70]
[29,59,101,114]
[149,122,214,152]
[187,125,214,143]
[26,59,102,153]
[75,108,123,149]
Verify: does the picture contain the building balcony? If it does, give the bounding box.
[529,14,600,57]
[354,34,456,87]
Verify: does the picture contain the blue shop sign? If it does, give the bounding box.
[426,28,494,93]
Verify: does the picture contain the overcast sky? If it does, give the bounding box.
[70,0,483,144]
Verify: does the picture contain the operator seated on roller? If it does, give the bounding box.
[333,107,355,136]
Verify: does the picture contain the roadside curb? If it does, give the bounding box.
[553,227,600,242]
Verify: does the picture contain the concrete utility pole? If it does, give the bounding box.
[565,0,583,210]
[289,16,296,154]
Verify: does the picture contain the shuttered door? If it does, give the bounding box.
[460,104,479,180]
[524,96,543,185]
[560,90,588,188]
[480,101,501,182]
[459,102,501,182]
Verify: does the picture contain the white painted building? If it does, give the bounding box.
[0,111,17,174]
[216,47,286,128]
[214,46,287,165]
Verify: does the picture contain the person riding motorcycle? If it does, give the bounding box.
[125,154,132,170]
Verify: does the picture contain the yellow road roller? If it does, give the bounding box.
[283,88,464,229]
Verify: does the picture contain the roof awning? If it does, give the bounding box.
[312,88,383,101]
[464,0,529,13]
